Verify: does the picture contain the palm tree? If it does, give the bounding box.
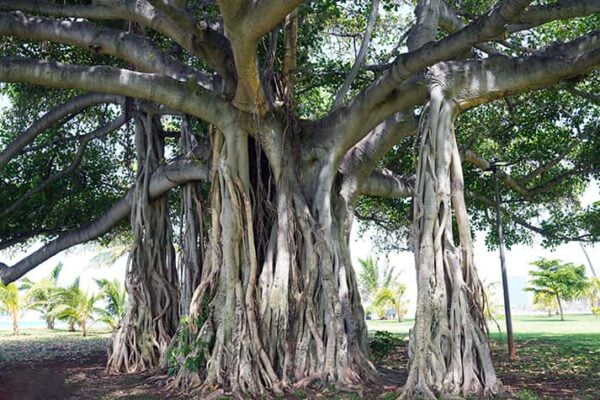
[0,282,30,335]
[588,277,600,318]
[95,278,126,330]
[21,262,63,329]
[54,277,102,336]
[372,283,409,321]
[357,256,405,319]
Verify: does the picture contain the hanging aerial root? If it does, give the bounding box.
[400,81,501,399]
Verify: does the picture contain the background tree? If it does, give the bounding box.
[587,277,600,317]
[532,292,559,317]
[54,277,102,337]
[372,283,409,321]
[0,281,29,334]
[526,258,589,321]
[357,256,406,319]
[20,262,63,329]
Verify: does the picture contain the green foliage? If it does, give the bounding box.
[532,292,558,317]
[526,258,589,321]
[0,281,30,334]
[372,284,408,321]
[368,330,400,361]
[166,316,208,376]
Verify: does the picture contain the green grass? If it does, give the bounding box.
[367,313,600,335]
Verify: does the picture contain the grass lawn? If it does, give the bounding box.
[367,313,600,335]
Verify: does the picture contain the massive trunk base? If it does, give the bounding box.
[168,126,374,397]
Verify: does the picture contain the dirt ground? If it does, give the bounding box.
[0,350,177,400]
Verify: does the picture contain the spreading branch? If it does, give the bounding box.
[0,93,123,169]
[0,157,210,284]
[0,11,215,90]
[0,0,234,84]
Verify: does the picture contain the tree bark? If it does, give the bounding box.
[107,109,179,373]
[11,311,18,335]
[401,81,500,399]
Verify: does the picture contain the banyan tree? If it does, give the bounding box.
[0,0,598,398]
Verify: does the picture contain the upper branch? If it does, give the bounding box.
[216,0,304,111]
[0,57,236,129]
[0,93,123,169]
[509,0,600,33]
[0,0,235,85]
[0,11,215,90]
[332,0,380,108]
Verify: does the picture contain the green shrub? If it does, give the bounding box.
[369,330,400,361]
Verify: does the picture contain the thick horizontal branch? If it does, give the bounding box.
[0,157,209,284]
[0,11,214,90]
[359,169,414,199]
[0,93,122,169]
[509,0,600,33]
[0,57,236,128]
[374,31,600,139]
[1,115,127,218]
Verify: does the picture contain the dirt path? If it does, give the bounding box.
[0,351,179,400]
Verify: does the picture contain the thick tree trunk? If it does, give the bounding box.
[11,311,18,335]
[401,85,501,399]
[46,316,55,330]
[169,124,373,397]
[107,110,179,373]
[81,319,87,337]
[556,294,564,321]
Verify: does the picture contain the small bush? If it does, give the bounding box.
[369,330,400,361]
